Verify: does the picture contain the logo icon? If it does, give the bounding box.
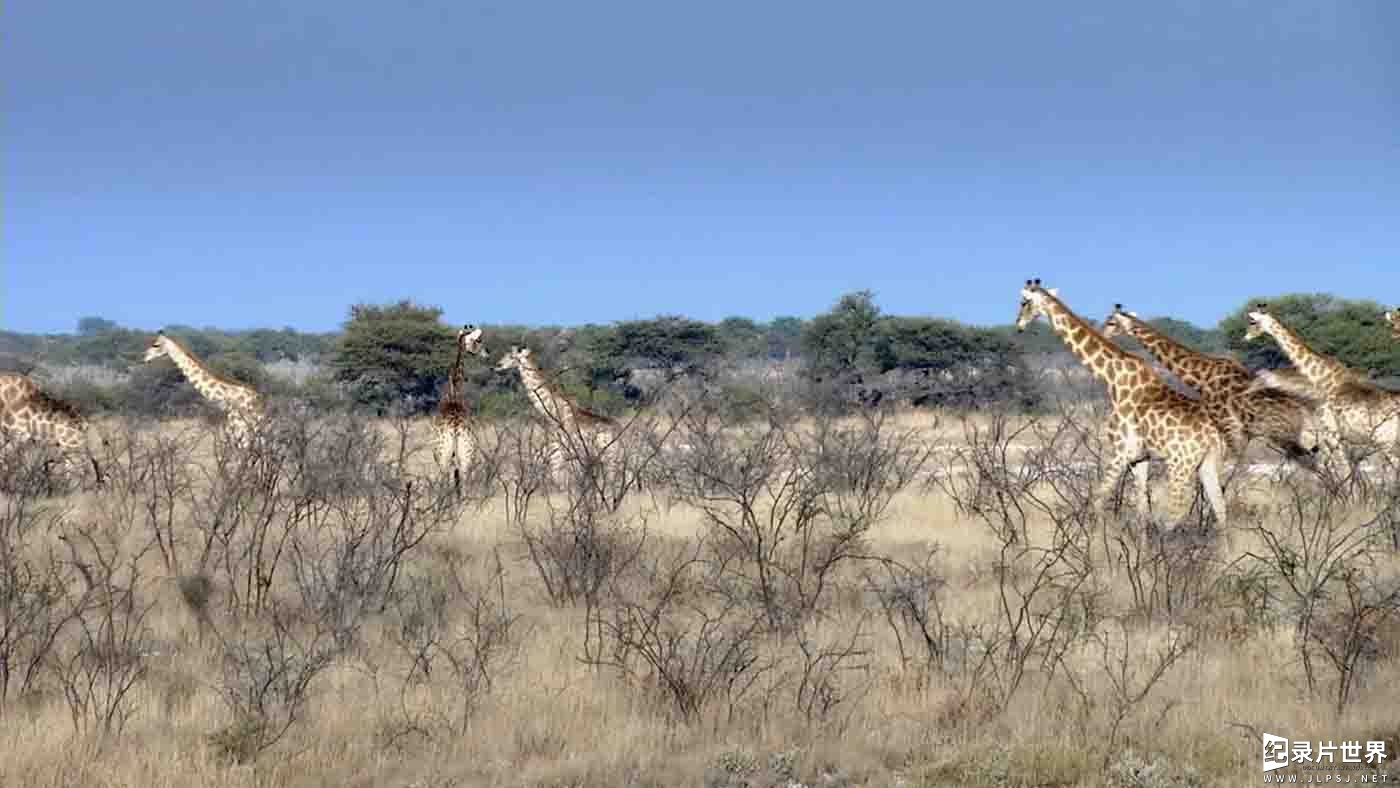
[1264,733,1290,772]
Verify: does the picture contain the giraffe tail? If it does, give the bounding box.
[1275,439,1321,473]
[88,452,105,488]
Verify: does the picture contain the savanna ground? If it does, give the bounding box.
[2,392,1399,788]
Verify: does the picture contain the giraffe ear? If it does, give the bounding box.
[1046,288,1058,297]
[1128,311,1139,318]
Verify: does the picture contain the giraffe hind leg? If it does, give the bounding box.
[1162,459,1195,533]
[1197,452,1228,529]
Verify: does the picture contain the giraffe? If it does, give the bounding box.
[1385,307,1400,340]
[1243,303,1400,467]
[432,324,488,493]
[1100,304,1319,470]
[1015,279,1229,529]
[143,331,264,444]
[0,372,105,487]
[495,346,618,477]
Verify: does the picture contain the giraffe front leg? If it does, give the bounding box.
[1314,429,1352,484]
[431,429,447,471]
[1095,430,1145,520]
[453,428,476,497]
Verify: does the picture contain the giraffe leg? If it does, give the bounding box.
[1197,450,1228,529]
[451,428,471,498]
[1129,457,1150,517]
[1095,432,1147,519]
[1163,453,1207,532]
[431,428,446,472]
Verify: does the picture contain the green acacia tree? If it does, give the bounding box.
[801,291,882,383]
[332,300,457,410]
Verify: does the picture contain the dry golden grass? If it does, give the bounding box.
[1,413,1398,788]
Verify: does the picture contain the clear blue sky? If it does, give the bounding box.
[6,1,1398,334]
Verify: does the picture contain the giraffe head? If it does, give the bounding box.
[458,324,488,359]
[1014,278,1059,332]
[1384,307,1400,339]
[1244,302,1278,342]
[142,331,172,363]
[495,346,532,373]
[1099,303,1141,340]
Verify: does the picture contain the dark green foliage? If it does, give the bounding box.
[1219,293,1400,376]
[588,315,725,372]
[27,291,1331,418]
[801,291,1038,410]
[331,300,458,411]
[801,291,883,382]
[574,316,725,405]
[874,316,1015,372]
[715,317,768,360]
[766,316,805,360]
[76,316,119,336]
[1147,317,1228,354]
[999,321,1064,356]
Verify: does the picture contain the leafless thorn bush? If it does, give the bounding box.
[862,547,950,685]
[1241,472,1400,713]
[1088,616,1199,770]
[211,607,338,764]
[386,547,523,740]
[50,526,157,742]
[924,403,1110,723]
[581,535,776,726]
[789,618,873,727]
[484,416,654,608]
[285,474,456,653]
[0,489,80,714]
[665,392,928,634]
[932,402,1098,545]
[1109,518,1222,625]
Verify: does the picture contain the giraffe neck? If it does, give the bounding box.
[1263,319,1351,396]
[515,359,575,426]
[446,341,466,405]
[1124,320,1235,393]
[1039,295,1149,389]
[160,338,240,411]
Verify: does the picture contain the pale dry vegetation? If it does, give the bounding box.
[1,392,1399,788]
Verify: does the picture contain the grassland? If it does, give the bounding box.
[0,406,1398,788]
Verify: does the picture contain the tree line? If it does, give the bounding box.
[3,291,1397,418]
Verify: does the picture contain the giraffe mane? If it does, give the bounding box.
[158,334,259,392]
[1037,288,1130,355]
